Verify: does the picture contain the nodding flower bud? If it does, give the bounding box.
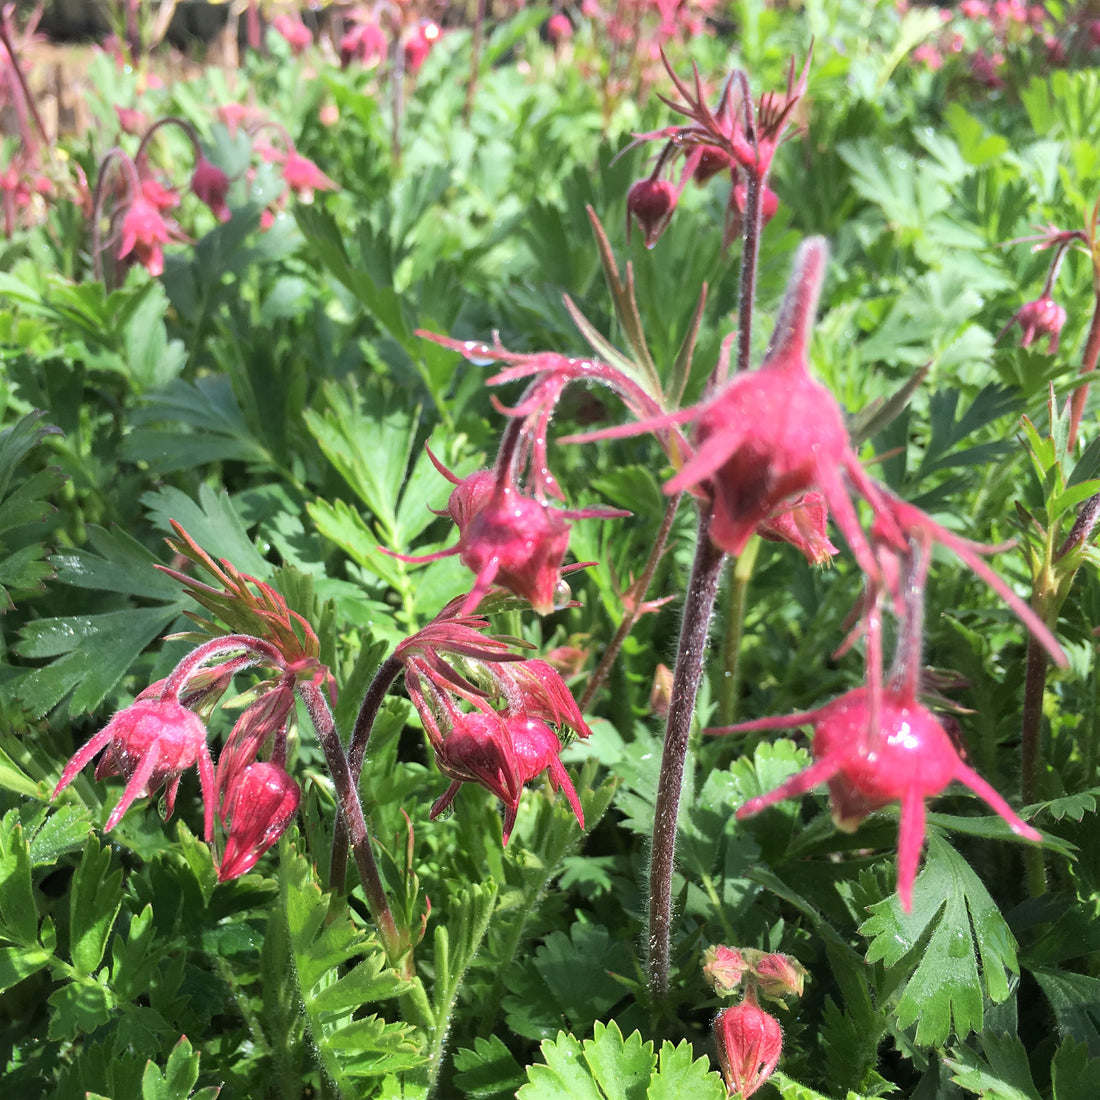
[714,997,783,1099]
[757,491,839,566]
[1012,295,1066,354]
[753,953,807,1002]
[703,944,748,996]
[192,156,232,222]
[627,177,677,249]
[217,761,301,881]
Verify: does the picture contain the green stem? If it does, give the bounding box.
[718,535,759,726]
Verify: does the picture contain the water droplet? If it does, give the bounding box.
[553,579,572,609]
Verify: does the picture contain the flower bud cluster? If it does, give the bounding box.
[704,946,806,1097]
[53,633,322,882]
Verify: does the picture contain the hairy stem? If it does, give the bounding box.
[329,654,404,892]
[1067,256,1100,450]
[1020,632,1049,897]
[647,514,725,1000]
[298,680,408,975]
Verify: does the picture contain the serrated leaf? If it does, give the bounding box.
[28,804,92,866]
[0,945,51,993]
[14,604,178,717]
[519,1031,604,1100]
[51,525,183,600]
[645,1039,726,1100]
[47,976,115,1039]
[69,839,123,976]
[771,1071,877,1100]
[0,811,38,943]
[945,1032,1040,1100]
[141,484,270,580]
[279,837,423,1088]
[1031,967,1100,1056]
[452,1034,527,1099]
[303,378,419,535]
[503,923,632,1041]
[1051,1037,1100,1100]
[861,836,1018,1045]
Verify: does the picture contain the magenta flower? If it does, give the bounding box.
[191,156,232,222]
[404,21,440,74]
[1011,295,1067,354]
[217,762,301,881]
[118,194,178,276]
[271,13,312,55]
[389,447,619,616]
[757,490,838,565]
[53,698,216,841]
[714,996,783,1099]
[282,152,336,203]
[717,685,1042,911]
[340,21,388,68]
[430,712,584,842]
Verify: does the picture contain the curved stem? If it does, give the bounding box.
[298,679,408,974]
[330,654,404,891]
[1067,249,1100,450]
[647,513,725,1000]
[580,495,681,713]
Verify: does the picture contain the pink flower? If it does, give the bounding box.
[191,156,232,222]
[389,448,619,616]
[547,13,573,43]
[430,712,584,842]
[1010,295,1066,354]
[282,151,336,203]
[714,997,783,1099]
[53,698,216,841]
[118,195,177,276]
[703,944,748,995]
[627,177,678,248]
[404,21,440,74]
[720,685,1042,911]
[217,762,301,881]
[214,683,296,817]
[140,177,180,212]
[757,490,839,565]
[271,13,312,55]
[114,105,147,134]
[340,21,388,68]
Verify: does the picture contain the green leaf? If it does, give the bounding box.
[69,838,123,976]
[861,836,1019,1045]
[1031,967,1100,1055]
[0,811,38,944]
[14,604,179,717]
[0,944,51,993]
[27,804,92,866]
[141,483,271,580]
[517,1022,725,1100]
[279,836,424,1088]
[47,975,115,1039]
[51,525,187,600]
[1051,1037,1100,1100]
[303,378,420,535]
[452,1035,527,1099]
[139,1035,220,1100]
[503,923,633,1041]
[946,1032,1040,1100]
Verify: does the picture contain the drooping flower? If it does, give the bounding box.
[757,490,838,565]
[430,712,584,842]
[627,176,678,248]
[404,21,440,74]
[388,448,621,616]
[1010,295,1067,354]
[217,761,301,881]
[271,13,313,55]
[715,685,1043,911]
[281,151,337,203]
[53,698,216,841]
[191,156,232,222]
[117,194,178,276]
[547,13,573,43]
[714,995,783,1099]
[340,20,388,68]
